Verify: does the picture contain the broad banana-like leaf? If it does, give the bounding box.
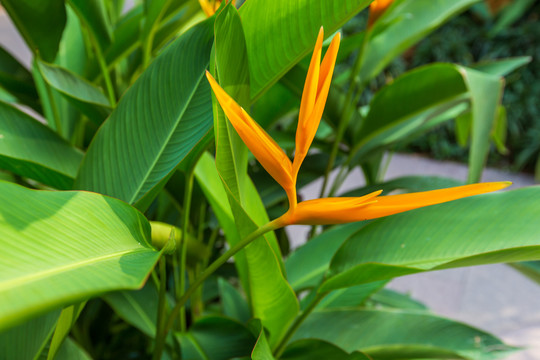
[75,17,214,211]
[0,181,159,331]
[291,309,515,359]
[321,187,540,291]
[1,0,66,62]
[240,0,374,99]
[0,101,83,190]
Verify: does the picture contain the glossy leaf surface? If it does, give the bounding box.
[212,4,299,346]
[37,60,111,125]
[0,46,39,111]
[359,0,477,82]
[240,0,373,99]
[321,187,540,291]
[283,339,371,360]
[75,18,214,210]
[0,181,159,331]
[0,310,60,360]
[354,63,503,183]
[0,101,83,190]
[291,309,515,359]
[1,0,66,62]
[67,0,113,50]
[176,317,256,360]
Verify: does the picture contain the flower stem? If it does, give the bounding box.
[273,291,328,358]
[90,35,116,106]
[179,170,194,332]
[152,220,280,359]
[153,256,167,356]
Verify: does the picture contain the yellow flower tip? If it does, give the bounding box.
[198,0,216,17]
[353,181,511,222]
[198,0,236,17]
[294,28,341,175]
[367,0,394,29]
[279,182,510,226]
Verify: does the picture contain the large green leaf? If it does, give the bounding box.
[0,101,83,190]
[0,46,39,111]
[154,1,204,52]
[461,68,503,183]
[1,0,66,62]
[54,337,91,360]
[212,5,299,346]
[353,63,503,182]
[218,278,250,323]
[240,0,373,99]
[214,2,250,207]
[75,18,214,211]
[104,282,160,339]
[251,319,276,360]
[0,310,60,360]
[222,177,299,347]
[320,187,540,292]
[53,6,92,140]
[369,288,428,311]
[285,222,367,291]
[194,153,241,258]
[510,261,540,285]
[0,181,159,331]
[472,56,531,77]
[47,302,86,360]
[291,309,515,359]
[282,339,371,360]
[176,317,256,360]
[212,2,253,296]
[67,0,113,51]
[37,60,111,125]
[359,0,478,82]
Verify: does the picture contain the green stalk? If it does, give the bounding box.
[273,291,328,357]
[154,257,167,349]
[153,220,280,360]
[179,171,194,332]
[172,250,182,331]
[201,227,219,271]
[44,81,64,138]
[89,35,116,106]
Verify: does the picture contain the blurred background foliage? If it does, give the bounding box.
[347,0,540,176]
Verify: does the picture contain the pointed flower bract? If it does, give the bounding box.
[206,27,510,228]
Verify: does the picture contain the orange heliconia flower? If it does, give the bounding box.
[198,0,236,17]
[206,27,510,227]
[367,0,394,29]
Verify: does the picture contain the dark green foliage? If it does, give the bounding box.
[404,2,540,172]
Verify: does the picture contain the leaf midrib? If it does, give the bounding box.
[128,69,206,205]
[0,248,150,292]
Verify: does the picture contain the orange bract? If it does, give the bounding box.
[367,0,394,29]
[206,27,511,227]
[198,0,236,17]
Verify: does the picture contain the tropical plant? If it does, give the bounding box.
[0,0,538,359]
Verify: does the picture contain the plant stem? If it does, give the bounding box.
[154,256,167,357]
[172,250,181,331]
[89,35,116,106]
[179,171,194,332]
[153,220,280,360]
[44,81,64,138]
[273,291,328,358]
